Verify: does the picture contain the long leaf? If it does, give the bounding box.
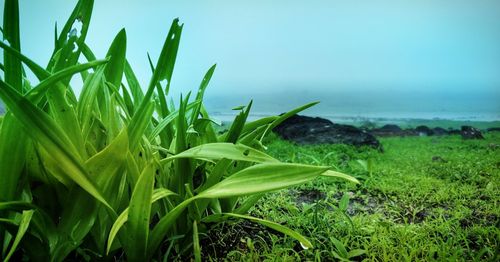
[202,213,313,249]
[126,163,155,260]
[106,188,176,254]
[162,143,278,164]
[0,80,112,210]
[197,163,329,198]
[4,210,34,262]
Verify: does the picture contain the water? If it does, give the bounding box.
[204,89,500,123]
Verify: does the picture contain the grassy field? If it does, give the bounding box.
[204,132,500,261]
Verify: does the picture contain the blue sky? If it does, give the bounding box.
[2,0,500,118]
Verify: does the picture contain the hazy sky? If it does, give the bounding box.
[1,0,500,117]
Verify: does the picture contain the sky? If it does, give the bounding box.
[1,0,500,119]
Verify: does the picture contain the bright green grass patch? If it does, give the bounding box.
[209,133,500,261]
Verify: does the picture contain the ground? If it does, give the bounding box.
[203,132,500,261]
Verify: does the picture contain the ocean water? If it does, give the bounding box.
[204,89,500,123]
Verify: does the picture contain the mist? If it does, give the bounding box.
[2,0,500,120]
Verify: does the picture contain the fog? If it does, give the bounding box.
[2,0,500,119]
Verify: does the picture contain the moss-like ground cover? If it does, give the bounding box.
[206,132,500,261]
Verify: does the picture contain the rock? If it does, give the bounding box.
[447,128,461,135]
[378,124,402,132]
[370,124,419,137]
[432,156,447,163]
[273,114,382,149]
[460,126,484,139]
[415,125,434,136]
[432,127,448,136]
[487,127,500,132]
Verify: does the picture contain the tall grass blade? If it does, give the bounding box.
[126,163,155,260]
[4,210,34,262]
[0,80,112,210]
[202,213,313,249]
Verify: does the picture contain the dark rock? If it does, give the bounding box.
[378,124,402,132]
[447,128,461,135]
[415,125,434,136]
[461,126,484,139]
[487,127,500,132]
[273,114,381,149]
[370,124,419,137]
[432,156,447,163]
[432,127,448,136]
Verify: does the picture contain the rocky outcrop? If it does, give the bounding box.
[415,125,434,136]
[273,114,381,149]
[487,127,500,132]
[461,126,484,139]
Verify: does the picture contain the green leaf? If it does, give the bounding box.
[190,64,216,125]
[192,221,201,262]
[126,163,155,260]
[107,188,176,254]
[202,213,313,249]
[0,201,35,213]
[198,163,329,199]
[3,0,23,92]
[4,210,34,262]
[162,143,278,164]
[321,170,359,184]
[0,80,112,211]
[27,59,108,103]
[339,193,349,211]
[104,28,127,88]
[261,101,319,140]
[347,249,366,258]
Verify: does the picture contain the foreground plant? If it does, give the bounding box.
[0,0,358,261]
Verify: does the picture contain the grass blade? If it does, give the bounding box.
[202,212,313,249]
[162,143,278,164]
[0,80,112,210]
[321,170,359,184]
[4,210,34,262]
[126,163,155,260]
[198,163,329,199]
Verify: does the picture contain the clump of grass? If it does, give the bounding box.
[0,0,358,261]
[227,133,499,261]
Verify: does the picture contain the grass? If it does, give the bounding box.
[205,132,500,261]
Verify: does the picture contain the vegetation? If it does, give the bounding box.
[0,0,356,261]
[206,132,500,261]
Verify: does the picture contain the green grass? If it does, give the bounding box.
[206,133,500,261]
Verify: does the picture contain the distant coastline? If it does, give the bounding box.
[210,111,500,130]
